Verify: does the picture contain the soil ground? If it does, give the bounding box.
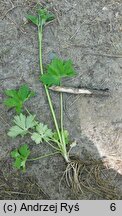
[0,0,122,199]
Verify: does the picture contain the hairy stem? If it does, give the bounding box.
[38,25,62,144]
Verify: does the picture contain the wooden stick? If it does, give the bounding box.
[49,86,109,96]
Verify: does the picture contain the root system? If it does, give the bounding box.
[61,157,121,200]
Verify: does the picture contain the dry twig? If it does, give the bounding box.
[49,86,109,96]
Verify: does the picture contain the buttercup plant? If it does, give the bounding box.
[4,8,81,191]
[27,8,76,163]
[4,8,117,195]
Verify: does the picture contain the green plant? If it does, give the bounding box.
[11,143,59,172]
[4,85,60,168]
[4,85,34,113]
[3,8,79,190]
[8,113,38,137]
[3,8,81,192]
[3,8,119,197]
[11,144,30,172]
[27,9,77,163]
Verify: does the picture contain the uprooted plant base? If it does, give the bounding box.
[60,157,121,199]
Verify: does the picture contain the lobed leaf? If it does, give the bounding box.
[26,15,38,26]
[31,132,42,144]
[38,9,55,25]
[4,89,18,97]
[40,58,76,86]
[14,157,22,169]
[19,144,30,158]
[4,85,35,113]
[14,114,26,129]
[11,144,30,171]
[11,149,20,158]
[31,123,53,144]
[27,8,55,27]
[25,114,37,129]
[18,85,29,101]
[8,113,38,138]
[4,98,21,108]
[8,126,25,137]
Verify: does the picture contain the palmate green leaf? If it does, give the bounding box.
[8,113,38,138]
[27,8,55,27]
[4,84,35,113]
[40,58,76,86]
[11,144,30,171]
[31,123,53,144]
[13,113,37,129]
[18,85,35,101]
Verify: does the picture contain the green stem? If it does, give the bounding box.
[24,106,31,115]
[38,25,43,74]
[38,24,69,163]
[38,25,62,144]
[49,138,62,149]
[44,87,62,143]
[60,92,70,163]
[60,92,65,145]
[28,151,59,161]
[46,140,60,151]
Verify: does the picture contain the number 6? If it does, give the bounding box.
[110,203,116,211]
